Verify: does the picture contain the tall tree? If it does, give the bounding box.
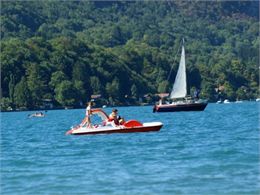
[26,63,46,106]
[14,77,31,108]
[54,80,78,107]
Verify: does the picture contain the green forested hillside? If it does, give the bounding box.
[1,1,259,110]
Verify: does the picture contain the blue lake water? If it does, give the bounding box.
[1,102,259,195]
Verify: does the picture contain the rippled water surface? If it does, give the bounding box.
[1,102,259,194]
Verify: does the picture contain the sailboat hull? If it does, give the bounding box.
[153,102,208,112]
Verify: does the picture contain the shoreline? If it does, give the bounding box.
[1,99,258,113]
[0,103,154,113]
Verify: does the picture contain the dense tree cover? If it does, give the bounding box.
[1,1,259,110]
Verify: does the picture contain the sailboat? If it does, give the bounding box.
[153,40,208,112]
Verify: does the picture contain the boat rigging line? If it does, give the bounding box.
[166,39,183,82]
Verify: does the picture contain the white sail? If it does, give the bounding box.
[170,44,187,99]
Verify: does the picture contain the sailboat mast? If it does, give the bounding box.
[182,38,187,96]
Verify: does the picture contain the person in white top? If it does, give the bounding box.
[85,101,92,127]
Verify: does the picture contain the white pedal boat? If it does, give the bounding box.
[66,109,163,135]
